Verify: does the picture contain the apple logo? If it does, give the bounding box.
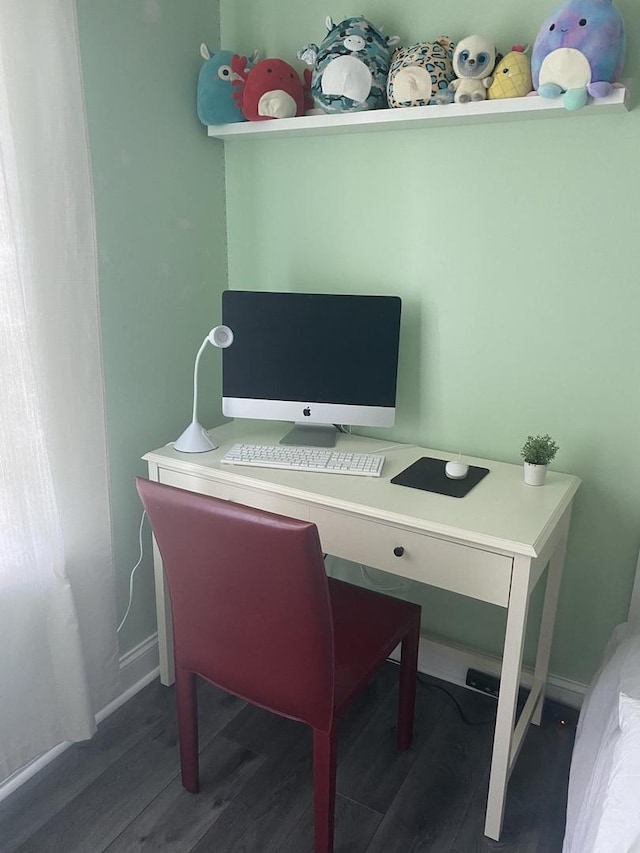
[303,407,311,417]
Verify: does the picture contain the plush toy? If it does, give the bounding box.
[488,45,533,99]
[435,35,497,104]
[531,0,625,110]
[298,16,400,114]
[387,37,455,108]
[231,56,308,121]
[196,45,259,125]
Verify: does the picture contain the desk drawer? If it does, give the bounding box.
[158,469,310,522]
[310,507,512,607]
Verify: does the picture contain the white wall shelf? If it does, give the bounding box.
[207,86,630,141]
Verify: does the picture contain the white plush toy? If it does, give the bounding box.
[440,35,497,103]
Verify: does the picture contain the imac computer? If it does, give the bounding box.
[221,290,402,447]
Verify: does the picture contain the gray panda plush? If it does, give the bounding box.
[435,35,497,104]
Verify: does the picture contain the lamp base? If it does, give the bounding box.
[173,421,217,453]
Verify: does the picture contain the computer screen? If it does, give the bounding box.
[221,290,402,446]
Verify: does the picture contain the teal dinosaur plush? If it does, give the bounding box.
[196,44,259,125]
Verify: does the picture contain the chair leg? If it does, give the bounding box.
[175,667,199,793]
[397,617,420,750]
[312,726,337,853]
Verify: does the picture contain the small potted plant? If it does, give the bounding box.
[520,434,559,486]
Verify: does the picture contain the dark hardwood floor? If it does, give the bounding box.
[0,663,577,853]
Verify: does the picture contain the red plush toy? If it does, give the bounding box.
[232,56,310,120]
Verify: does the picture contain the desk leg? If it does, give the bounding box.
[531,507,572,726]
[484,554,532,841]
[151,535,175,686]
[146,461,175,686]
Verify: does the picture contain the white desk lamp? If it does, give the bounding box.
[173,325,234,453]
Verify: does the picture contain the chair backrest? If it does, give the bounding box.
[136,478,335,730]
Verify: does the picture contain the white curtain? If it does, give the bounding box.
[0,0,119,782]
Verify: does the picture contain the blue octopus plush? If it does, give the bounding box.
[531,0,625,110]
[298,16,400,114]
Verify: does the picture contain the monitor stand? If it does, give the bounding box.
[279,423,337,448]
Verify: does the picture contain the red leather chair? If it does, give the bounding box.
[136,477,421,853]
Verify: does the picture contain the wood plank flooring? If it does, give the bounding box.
[0,664,578,853]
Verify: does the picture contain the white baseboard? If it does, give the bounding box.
[0,633,161,805]
[96,632,160,724]
[391,633,586,710]
[0,741,72,805]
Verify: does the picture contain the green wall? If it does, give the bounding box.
[221,0,640,684]
[76,0,227,653]
[74,0,640,687]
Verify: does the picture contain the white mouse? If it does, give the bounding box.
[445,458,469,480]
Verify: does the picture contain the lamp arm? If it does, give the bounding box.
[174,325,231,453]
[190,336,210,424]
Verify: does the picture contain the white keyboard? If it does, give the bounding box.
[219,443,385,477]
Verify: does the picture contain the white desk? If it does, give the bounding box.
[143,420,580,841]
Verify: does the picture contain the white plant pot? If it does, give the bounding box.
[524,462,547,486]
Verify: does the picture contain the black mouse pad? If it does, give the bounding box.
[391,457,489,498]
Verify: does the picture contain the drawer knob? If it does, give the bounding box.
[393,546,405,557]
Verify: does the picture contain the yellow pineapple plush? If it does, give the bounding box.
[488,44,532,99]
